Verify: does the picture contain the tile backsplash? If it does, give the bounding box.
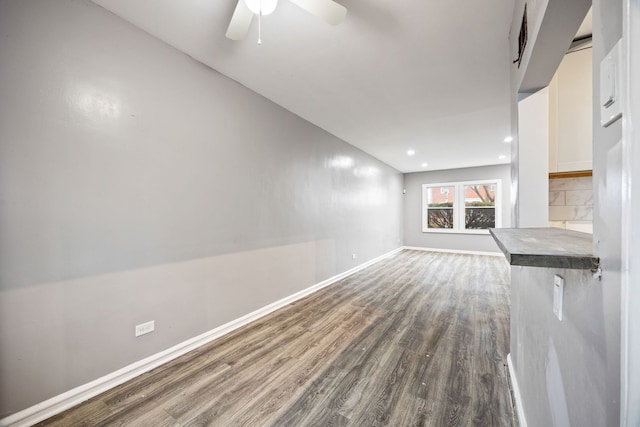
[549,176,593,233]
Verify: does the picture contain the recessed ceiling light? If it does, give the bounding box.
[421,163,428,167]
[498,154,507,160]
[407,149,415,156]
[504,136,513,143]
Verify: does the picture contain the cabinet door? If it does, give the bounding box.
[552,48,593,172]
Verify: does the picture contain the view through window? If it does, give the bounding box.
[425,185,455,229]
[423,180,501,233]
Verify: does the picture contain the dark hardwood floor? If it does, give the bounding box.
[38,249,514,426]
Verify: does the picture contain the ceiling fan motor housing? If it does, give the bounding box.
[244,0,278,15]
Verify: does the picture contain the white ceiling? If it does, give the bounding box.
[92,0,516,173]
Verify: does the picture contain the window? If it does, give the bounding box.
[422,179,501,233]
[425,185,455,229]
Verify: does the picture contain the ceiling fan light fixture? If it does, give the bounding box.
[245,0,278,15]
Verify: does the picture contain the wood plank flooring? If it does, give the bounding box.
[38,250,514,426]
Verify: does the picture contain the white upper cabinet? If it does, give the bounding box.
[548,47,593,173]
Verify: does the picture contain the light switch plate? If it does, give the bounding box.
[600,39,623,127]
[553,275,564,321]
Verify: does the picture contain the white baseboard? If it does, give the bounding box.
[507,354,528,427]
[0,247,402,427]
[402,245,503,257]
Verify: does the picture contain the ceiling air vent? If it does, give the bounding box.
[514,4,528,68]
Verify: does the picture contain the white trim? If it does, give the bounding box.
[507,354,528,427]
[421,229,491,235]
[0,247,402,427]
[402,245,503,257]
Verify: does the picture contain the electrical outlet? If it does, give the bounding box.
[352,253,357,260]
[135,320,155,337]
[553,275,564,321]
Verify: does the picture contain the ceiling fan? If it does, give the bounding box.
[226,0,347,42]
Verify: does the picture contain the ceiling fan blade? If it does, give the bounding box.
[289,0,347,25]
[226,0,254,40]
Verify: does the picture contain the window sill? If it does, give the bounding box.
[422,229,492,235]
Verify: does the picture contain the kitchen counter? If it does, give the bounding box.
[489,227,599,270]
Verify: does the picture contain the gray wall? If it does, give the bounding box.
[403,164,511,253]
[0,0,402,417]
[507,0,622,424]
[510,266,615,426]
[591,0,623,423]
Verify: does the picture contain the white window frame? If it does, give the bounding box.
[422,179,502,234]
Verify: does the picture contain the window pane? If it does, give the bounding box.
[426,186,455,229]
[464,184,496,229]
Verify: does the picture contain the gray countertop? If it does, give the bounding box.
[489,227,599,270]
